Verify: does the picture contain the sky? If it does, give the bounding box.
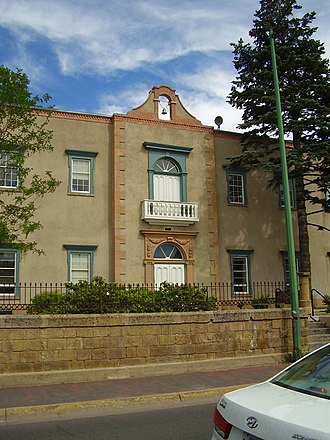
[0,0,329,132]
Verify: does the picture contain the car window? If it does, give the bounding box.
[271,345,330,399]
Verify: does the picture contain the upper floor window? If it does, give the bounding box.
[66,150,98,195]
[279,178,296,209]
[144,142,192,202]
[154,158,181,202]
[227,170,247,205]
[0,153,18,188]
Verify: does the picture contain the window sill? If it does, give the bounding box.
[67,192,94,197]
[227,203,248,207]
[0,187,19,192]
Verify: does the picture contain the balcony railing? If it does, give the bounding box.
[141,200,199,225]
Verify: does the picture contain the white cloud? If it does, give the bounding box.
[0,0,328,132]
[0,0,261,76]
[95,83,151,116]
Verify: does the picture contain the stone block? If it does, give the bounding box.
[105,347,126,359]
[39,350,59,362]
[83,338,100,349]
[150,346,168,357]
[126,347,137,358]
[58,350,75,361]
[76,349,91,361]
[76,328,93,338]
[91,349,107,360]
[19,351,39,363]
[48,338,66,350]
[12,339,45,352]
[99,337,119,348]
[66,338,83,349]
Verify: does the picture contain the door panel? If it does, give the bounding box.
[154,175,180,201]
[154,264,185,286]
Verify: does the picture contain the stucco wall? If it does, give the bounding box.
[0,310,308,380]
[114,119,218,284]
[214,133,300,283]
[20,113,113,283]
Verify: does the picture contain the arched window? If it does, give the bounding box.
[155,158,179,174]
[144,142,192,203]
[154,243,182,259]
[153,157,181,202]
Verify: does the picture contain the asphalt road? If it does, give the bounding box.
[0,400,216,440]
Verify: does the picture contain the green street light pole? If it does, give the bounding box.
[269,28,301,359]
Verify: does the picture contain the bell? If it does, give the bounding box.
[162,108,167,115]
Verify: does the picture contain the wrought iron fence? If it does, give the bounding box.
[0,281,290,314]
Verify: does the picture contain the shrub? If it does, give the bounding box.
[27,277,218,314]
[251,295,270,309]
[323,295,330,313]
[27,291,67,314]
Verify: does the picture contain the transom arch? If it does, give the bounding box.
[153,243,183,260]
[154,157,180,175]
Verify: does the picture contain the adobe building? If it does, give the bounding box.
[1,85,329,304]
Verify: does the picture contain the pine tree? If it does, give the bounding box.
[228,0,330,276]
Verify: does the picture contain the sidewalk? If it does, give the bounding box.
[0,364,285,422]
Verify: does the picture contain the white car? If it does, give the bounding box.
[212,343,330,440]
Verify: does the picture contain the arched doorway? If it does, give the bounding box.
[153,243,185,286]
[141,231,198,286]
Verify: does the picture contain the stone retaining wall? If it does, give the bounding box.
[0,309,308,377]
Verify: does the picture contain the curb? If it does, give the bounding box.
[0,384,248,424]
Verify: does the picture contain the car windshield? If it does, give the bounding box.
[271,344,330,400]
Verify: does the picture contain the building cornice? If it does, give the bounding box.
[37,108,113,124]
[113,113,214,133]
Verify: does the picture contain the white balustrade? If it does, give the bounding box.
[141,200,199,225]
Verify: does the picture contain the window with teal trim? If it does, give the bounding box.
[228,250,253,294]
[227,170,247,205]
[66,150,98,194]
[0,249,19,295]
[64,245,97,283]
[325,182,330,209]
[282,252,300,291]
[0,152,19,188]
[144,142,192,202]
[279,178,296,209]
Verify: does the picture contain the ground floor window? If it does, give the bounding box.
[63,245,97,283]
[0,249,18,295]
[228,250,253,295]
[282,252,300,291]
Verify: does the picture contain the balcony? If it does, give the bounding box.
[141,200,199,226]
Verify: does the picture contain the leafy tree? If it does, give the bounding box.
[0,65,61,254]
[227,0,330,276]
